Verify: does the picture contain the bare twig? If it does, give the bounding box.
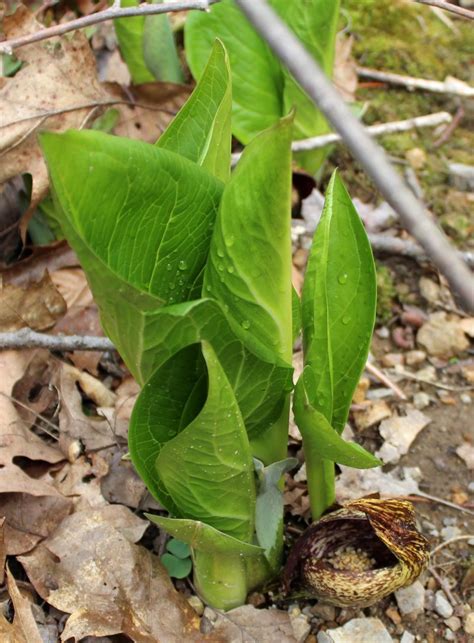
[0,0,220,54]
[234,0,474,312]
[0,328,115,352]
[368,234,474,269]
[365,361,407,400]
[413,0,474,20]
[357,66,474,97]
[415,491,474,515]
[433,106,465,148]
[231,111,453,163]
[431,534,474,557]
[391,368,474,392]
[428,566,459,606]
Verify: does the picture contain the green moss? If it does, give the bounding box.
[376,264,397,323]
[344,0,473,81]
[322,0,473,246]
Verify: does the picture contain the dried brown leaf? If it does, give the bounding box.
[106,81,191,143]
[0,6,110,217]
[211,605,297,642]
[0,272,66,332]
[19,505,204,642]
[333,33,358,102]
[0,568,43,643]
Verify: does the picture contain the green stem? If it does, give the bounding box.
[250,396,290,465]
[193,550,248,610]
[305,453,335,520]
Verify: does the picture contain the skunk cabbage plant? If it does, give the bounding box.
[41,41,404,610]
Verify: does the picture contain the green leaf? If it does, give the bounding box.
[160,553,192,578]
[157,40,232,182]
[152,342,256,542]
[302,170,376,432]
[129,298,292,429]
[148,516,263,556]
[294,373,381,467]
[275,0,340,173]
[40,129,223,384]
[114,0,155,84]
[292,287,302,345]
[254,457,298,568]
[203,115,293,363]
[185,0,283,144]
[166,538,191,559]
[143,3,184,83]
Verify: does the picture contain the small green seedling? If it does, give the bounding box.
[160,539,193,579]
[41,40,378,610]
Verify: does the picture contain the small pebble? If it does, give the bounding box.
[444,628,455,641]
[465,611,474,635]
[441,526,461,540]
[311,603,337,622]
[468,481,474,493]
[400,632,415,643]
[395,581,425,618]
[376,326,390,339]
[382,353,404,368]
[444,616,461,632]
[434,590,454,618]
[413,392,430,410]
[460,393,472,404]
[443,517,457,527]
[385,606,401,625]
[405,350,426,366]
[187,595,204,616]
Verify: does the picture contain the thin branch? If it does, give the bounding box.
[0,0,220,54]
[413,0,474,20]
[234,0,474,313]
[368,234,474,269]
[357,66,474,97]
[0,328,115,351]
[431,534,474,557]
[365,361,407,400]
[231,111,452,163]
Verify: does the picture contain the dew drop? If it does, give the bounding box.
[225,235,235,247]
[241,320,251,330]
[206,285,212,292]
[217,248,225,258]
[168,282,175,290]
[342,315,351,325]
[178,260,187,271]
[178,278,184,286]
[338,272,348,285]
[227,265,235,274]
[218,263,224,272]
[166,263,173,271]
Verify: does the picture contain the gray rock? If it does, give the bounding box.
[311,603,337,622]
[441,526,461,540]
[400,632,415,643]
[413,392,430,410]
[434,590,454,618]
[448,163,474,192]
[395,581,425,617]
[316,618,393,643]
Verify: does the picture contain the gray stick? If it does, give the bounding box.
[0,328,115,351]
[234,0,474,313]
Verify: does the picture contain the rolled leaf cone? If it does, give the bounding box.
[284,498,430,607]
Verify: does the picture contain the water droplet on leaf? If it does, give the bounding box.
[178,260,187,270]
[342,315,351,325]
[338,273,348,284]
[241,320,251,330]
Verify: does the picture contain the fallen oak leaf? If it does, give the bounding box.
[18,505,206,642]
[210,604,298,642]
[0,272,66,332]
